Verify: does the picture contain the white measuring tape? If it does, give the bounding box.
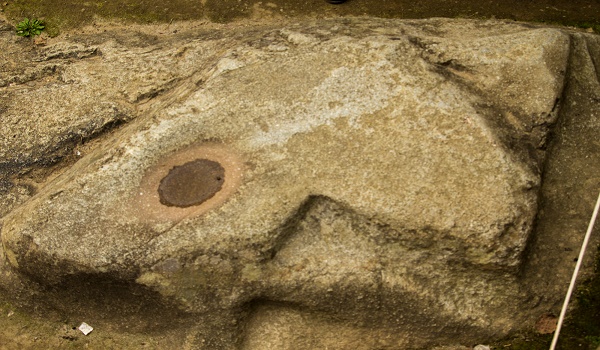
[550,191,600,350]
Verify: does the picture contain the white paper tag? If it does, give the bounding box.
[78,322,94,336]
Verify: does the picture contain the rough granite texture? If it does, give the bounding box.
[0,18,599,349]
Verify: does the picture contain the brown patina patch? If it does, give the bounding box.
[133,143,243,222]
[158,159,225,207]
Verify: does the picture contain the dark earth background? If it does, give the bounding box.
[1,0,599,35]
[0,0,599,349]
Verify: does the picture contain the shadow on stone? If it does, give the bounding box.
[42,272,193,334]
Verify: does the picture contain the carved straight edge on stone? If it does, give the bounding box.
[0,17,599,349]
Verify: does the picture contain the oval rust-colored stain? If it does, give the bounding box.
[158,159,225,208]
[133,143,244,222]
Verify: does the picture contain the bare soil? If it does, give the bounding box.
[1,0,599,36]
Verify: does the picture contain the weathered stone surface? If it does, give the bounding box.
[0,18,598,349]
[0,24,231,216]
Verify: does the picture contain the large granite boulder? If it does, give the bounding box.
[1,18,599,349]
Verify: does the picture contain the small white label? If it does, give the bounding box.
[474,346,490,350]
[78,322,93,336]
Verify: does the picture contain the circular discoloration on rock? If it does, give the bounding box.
[133,143,244,222]
[158,159,225,207]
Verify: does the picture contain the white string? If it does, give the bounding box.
[550,190,600,350]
